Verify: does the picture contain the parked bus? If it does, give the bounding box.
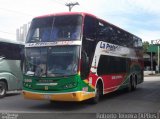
[23,12,143,103]
[0,38,24,98]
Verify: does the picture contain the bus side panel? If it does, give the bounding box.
[89,41,143,94]
[0,60,23,90]
[88,73,129,94]
[101,74,127,93]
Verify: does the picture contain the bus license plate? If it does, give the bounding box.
[43,94,51,100]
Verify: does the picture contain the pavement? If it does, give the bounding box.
[0,76,160,119]
[144,73,160,77]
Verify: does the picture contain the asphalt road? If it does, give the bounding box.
[0,76,160,118]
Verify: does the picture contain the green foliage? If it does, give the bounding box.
[143,41,150,53]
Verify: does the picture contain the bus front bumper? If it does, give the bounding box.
[22,90,95,101]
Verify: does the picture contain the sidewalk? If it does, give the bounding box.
[144,73,160,77]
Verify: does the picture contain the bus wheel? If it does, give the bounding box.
[50,100,54,104]
[127,76,137,92]
[0,81,7,98]
[127,78,132,92]
[131,75,137,91]
[89,83,101,104]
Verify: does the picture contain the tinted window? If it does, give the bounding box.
[97,55,130,75]
[26,15,82,43]
[25,46,79,77]
[83,16,97,39]
[133,37,142,48]
[47,46,79,77]
[0,42,22,60]
[97,21,112,43]
[81,16,97,79]
[97,20,141,48]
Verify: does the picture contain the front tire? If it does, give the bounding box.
[50,100,54,104]
[0,81,7,98]
[127,76,137,92]
[89,83,101,104]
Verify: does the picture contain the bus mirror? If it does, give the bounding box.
[82,51,89,66]
[81,51,89,79]
[86,56,89,65]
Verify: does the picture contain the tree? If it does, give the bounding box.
[142,41,150,53]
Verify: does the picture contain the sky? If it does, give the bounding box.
[0,0,160,43]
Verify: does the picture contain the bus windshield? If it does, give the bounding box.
[25,46,79,77]
[26,15,82,43]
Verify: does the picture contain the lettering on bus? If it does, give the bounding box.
[100,42,119,51]
[60,41,74,45]
[112,75,123,80]
[26,42,58,47]
[25,41,81,47]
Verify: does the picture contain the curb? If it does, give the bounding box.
[144,74,160,77]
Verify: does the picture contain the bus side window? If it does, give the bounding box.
[81,16,96,79]
[83,16,97,40]
[137,38,142,47]
[98,22,114,43]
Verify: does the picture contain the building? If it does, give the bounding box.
[144,44,160,72]
[16,23,30,42]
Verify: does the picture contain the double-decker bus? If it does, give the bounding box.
[0,38,24,98]
[23,12,143,103]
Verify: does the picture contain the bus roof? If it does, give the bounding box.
[35,12,97,19]
[34,12,141,40]
[0,38,24,45]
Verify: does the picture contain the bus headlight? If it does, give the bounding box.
[23,83,32,88]
[23,79,32,88]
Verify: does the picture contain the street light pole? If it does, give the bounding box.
[151,40,153,74]
[158,46,159,73]
[151,39,160,74]
[65,2,79,12]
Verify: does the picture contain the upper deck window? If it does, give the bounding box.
[26,15,82,43]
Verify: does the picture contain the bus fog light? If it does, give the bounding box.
[23,91,25,95]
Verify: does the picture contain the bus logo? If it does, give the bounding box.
[100,41,119,51]
[45,86,48,90]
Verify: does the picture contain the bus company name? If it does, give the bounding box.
[26,41,78,47]
[26,42,57,47]
[100,42,119,51]
[112,75,123,80]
